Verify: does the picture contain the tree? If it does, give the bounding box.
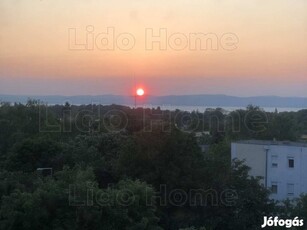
[5,136,65,172]
[0,166,162,230]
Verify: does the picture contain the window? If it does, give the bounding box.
[271,182,278,194]
[288,158,294,168]
[271,155,278,168]
[287,183,294,196]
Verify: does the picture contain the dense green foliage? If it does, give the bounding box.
[0,101,306,229]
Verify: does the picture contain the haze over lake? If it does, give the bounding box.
[1,94,306,112]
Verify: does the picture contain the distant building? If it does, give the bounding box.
[231,140,307,201]
[194,131,211,153]
[300,134,307,141]
[199,144,210,153]
[194,131,210,137]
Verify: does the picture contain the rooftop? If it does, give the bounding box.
[233,140,307,148]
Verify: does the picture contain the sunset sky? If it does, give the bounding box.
[0,0,306,96]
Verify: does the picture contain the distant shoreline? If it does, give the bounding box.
[0,94,306,110]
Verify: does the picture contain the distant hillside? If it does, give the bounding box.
[0,94,306,108]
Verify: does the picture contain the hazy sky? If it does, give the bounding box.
[0,0,306,96]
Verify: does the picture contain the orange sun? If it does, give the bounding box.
[136,88,144,96]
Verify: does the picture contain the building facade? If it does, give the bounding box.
[231,140,307,201]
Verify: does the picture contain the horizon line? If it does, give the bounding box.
[1,94,307,99]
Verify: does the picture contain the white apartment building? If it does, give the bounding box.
[231,140,307,201]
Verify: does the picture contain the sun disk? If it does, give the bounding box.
[136,88,144,96]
